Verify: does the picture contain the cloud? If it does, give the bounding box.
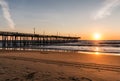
[0,0,15,29]
[93,0,120,20]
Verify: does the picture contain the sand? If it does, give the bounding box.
[0,50,120,81]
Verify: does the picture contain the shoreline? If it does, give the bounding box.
[0,49,120,65]
[0,48,120,56]
[0,41,120,55]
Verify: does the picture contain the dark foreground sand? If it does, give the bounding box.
[0,50,120,81]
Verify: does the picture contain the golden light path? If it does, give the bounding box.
[95,47,100,55]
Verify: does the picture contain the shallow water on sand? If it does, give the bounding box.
[0,40,120,55]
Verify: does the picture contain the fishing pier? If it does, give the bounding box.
[0,31,80,48]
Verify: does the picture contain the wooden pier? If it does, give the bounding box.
[0,31,80,48]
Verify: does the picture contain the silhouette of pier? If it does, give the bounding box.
[0,31,80,48]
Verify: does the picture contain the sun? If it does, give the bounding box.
[93,33,101,40]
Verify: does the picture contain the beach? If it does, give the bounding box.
[0,50,120,81]
[0,0,120,80]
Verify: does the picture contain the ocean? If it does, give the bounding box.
[0,40,120,55]
[39,40,120,55]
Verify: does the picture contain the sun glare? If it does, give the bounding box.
[94,33,101,40]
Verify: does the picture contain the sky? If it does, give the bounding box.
[0,0,120,40]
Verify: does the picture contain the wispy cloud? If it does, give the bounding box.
[93,0,120,20]
[0,0,15,29]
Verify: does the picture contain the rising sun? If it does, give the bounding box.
[93,33,101,40]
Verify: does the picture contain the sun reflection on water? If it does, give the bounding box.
[95,52,100,55]
[95,47,100,55]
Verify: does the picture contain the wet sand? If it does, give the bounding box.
[0,50,120,81]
